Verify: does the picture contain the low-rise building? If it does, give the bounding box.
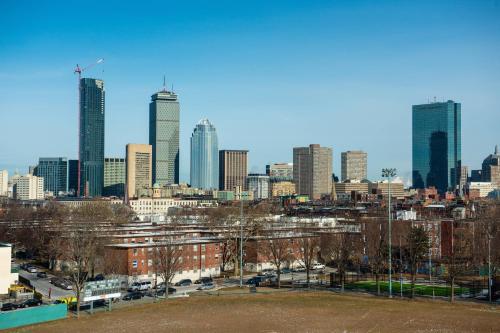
[368,180,405,199]
[0,243,18,294]
[335,180,369,195]
[270,181,296,197]
[467,182,495,198]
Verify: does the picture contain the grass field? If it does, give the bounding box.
[346,281,470,297]
[8,291,500,333]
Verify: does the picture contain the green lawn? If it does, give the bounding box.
[345,280,470,297]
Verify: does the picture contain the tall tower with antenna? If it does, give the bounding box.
[149,78,180,186]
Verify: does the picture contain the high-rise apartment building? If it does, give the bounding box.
[149,88,179,186]
[293,144,333,200]
[341,151,367,181]
[190,119,218,190]
[126,144,153,199]
[35,157,68,196]
[412,100,461,194]
[459,165,469,194]
[219,150,248,191]
[266,163,293,182]
[104,158,125,197]
[13,174,44,200]
[79,78,105,197]
[0,170,8,197]
[247,174,270,200]
[68,159,79,196]
[481,145,500,188]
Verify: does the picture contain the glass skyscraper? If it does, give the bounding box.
[190,119,218,190]
[79,78,105,197]
[149,89,179,186]
[412,100,461,194]
[36,157,68,195]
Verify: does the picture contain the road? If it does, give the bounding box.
[19,270,74,300]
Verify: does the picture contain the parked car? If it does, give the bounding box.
[246,276,265,286]
[156,287,177,296]
[128,281,152,292]
[19,298,43,308]
[293,266,306,272]
[174,279,192,287]
[1,303,18,311]
[261,268,275,276]
[312,263,326,271]
[197,282,215,291]
[26,266,38,273]
[54,279,73,290]
[87,274,105,282]
[37,271,48,278]
[194,277,213,284]
[123,291,144,301]
[280,268,292,274]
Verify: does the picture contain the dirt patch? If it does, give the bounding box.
[8,291,500,333]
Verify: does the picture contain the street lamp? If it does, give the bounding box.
[488,234,493,304]
[382,168,397,298]
[240,194,244,288]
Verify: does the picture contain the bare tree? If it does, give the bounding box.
[297,235,320,287]
[322,232,361,292]
[263,237,294,288]
[156,238,183,299]
[406,226,429,298]
[364,220,388,295]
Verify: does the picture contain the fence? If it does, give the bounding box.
[0,303,67,330]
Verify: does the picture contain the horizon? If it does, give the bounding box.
[1,1,499,184]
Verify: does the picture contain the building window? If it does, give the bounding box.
[132,260,138,268]
[193,245,198,251]
[133,249,138,256]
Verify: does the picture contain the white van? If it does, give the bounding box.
[128,281,152,291]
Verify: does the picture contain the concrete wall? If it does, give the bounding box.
[0,304,67,330]
[0,244,13,294]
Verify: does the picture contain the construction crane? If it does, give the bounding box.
[73,58,104,197]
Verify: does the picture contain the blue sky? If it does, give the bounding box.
[0,0,499,184]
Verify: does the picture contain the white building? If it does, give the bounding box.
[128,198,200,217]
[0,170,7,197]
[468,182,495,198]
[13,174,44,200]
[247,174,270,200]
[0,243,18,294]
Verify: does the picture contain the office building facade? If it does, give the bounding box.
[68,159,79,196]
[0,170,7,197]
[266,163,293,182]
[13,174,44,200]
[190,119,218,190]
[79,78,105,197]
[412,100,461,194]
[481,145,500,188]
[293,144,333,200]
[247,174,270,200]
[341,151,367,181]
[35,157,68,196]
[104,158,126,197]
[149,89,179,186]
[126,144,153,199]
[219,150,248,191]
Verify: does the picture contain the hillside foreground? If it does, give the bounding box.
[8,291,500,333]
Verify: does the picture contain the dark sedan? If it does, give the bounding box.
[1,303,18,311]
[123,291,144,301]
[18,298,43,308]
[174,279,192,287]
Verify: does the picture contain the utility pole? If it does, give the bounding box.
[400,235,403,298]
[488,235,492,304]
[382,168,396,298]
[240,195,244,288]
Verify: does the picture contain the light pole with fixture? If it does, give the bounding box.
[382,168,397,298]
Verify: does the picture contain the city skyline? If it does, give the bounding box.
[1,1,499,184]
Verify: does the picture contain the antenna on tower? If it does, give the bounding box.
[171,83,174,93]
[433,96,436,103]
[163,75,166,91]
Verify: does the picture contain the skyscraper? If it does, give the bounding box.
[126,144,152,199]
[79,78,105,197]
[104,158,126,197]
[412,100,461,194]
[219,150,248,191]
[68,159,79,196]
[13,174,44,200]
[293,144,333,200]
[36,157,68,195]
[149,87,179,186]
[481,145,500,188]
[247,174,270,200]
[0,170,8,197]
[190,119,219,190]
[341,151,367,181]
